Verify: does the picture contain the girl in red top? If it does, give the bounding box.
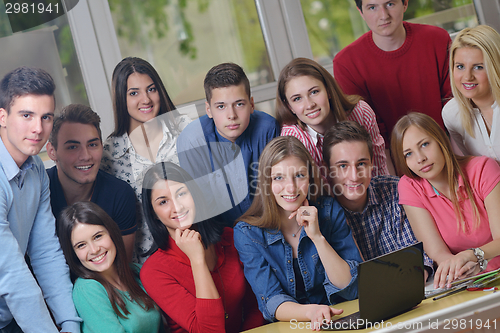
[140,162,263,333]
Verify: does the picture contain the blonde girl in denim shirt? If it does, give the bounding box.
[234,136,362,330]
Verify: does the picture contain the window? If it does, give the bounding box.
[0,0,89,110]
[0,0,89,163]
[3,0,496,134]
[301,0,479,66]
[108,0,274,106]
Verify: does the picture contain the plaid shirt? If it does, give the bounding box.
[343,175,433,270]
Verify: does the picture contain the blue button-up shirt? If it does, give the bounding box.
[177,110,279,226]
[234,196,362,322]
[0,137,81,332]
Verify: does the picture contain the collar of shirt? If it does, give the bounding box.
[214,128,236,145]
[265,229,285,245]
[472,101,499,137]
[344,180,379,215]
[106,131,132,159]
[422,176,467,199]
[472,100,499,116]
[365,181,380,207]
[213,119,252,148]
[264,228,305,245]
[0,136,35,186]
[306,125,322,146]
[108,120,171,159]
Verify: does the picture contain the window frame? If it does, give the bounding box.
[67,0,499,138]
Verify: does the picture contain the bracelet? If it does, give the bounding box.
[468,248,488,272]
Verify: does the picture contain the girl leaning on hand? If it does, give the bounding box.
[140,162,263,333]
[234,136,362,330]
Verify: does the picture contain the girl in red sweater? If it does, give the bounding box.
[140,162,263,333]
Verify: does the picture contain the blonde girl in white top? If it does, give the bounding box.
[443,25,500,161]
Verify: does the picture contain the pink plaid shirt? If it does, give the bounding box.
[281,100,389,177]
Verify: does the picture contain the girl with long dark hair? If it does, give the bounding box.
[57,201,162,332]
[101,57,191,262]
[140,162,263,333]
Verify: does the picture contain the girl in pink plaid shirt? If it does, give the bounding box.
[276,58,389,181]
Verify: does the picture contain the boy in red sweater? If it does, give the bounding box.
[333,0,452,143]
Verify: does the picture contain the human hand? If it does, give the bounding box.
[288,199,321,241]
[174,228,205,264]
[304,304,343,331]
[434,250,476,288]
[457,261,481,279]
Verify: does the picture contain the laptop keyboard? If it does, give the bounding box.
[322,312,363,330]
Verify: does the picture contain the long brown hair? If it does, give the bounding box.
[57,202,156,318]
[239,136,322,229]
[275,57,361,130]
[390,112,480,232]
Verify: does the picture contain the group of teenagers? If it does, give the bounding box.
[3,0,500,332]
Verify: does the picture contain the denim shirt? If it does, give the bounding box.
[233,196,362,322]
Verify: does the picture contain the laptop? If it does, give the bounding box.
[323,242,424,330]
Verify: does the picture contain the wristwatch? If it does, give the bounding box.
[469,247,488,272]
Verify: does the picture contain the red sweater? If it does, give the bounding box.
[140,228,264,333]
[333,22,451,142]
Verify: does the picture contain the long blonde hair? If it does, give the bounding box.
[239,136,322,229]
[391,112,480,232]
[450,25,500,137]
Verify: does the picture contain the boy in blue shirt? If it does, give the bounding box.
[177,63,279,226]
[0,67,80,332]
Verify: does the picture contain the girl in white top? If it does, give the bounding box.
[442,25,500,161]
[101,57,190,262]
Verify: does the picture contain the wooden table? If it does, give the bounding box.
[243,281,500,332]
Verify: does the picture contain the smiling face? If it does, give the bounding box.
[453,47,494,106]
[71,223,116,277]
[126,72,161,133]
[358,0,408,40]
[151,179,197,233]
[271,156,310,215]
[328,141,372,212]
[0,94,54,166]
[402,125,447,182]
[285,75,332,133]
[48,122,102,186]
[205,83,254,142]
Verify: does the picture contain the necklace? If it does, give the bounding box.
[216,267,229,319]
[291,225,303,238]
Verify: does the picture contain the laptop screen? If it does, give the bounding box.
[358,242,424,324]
